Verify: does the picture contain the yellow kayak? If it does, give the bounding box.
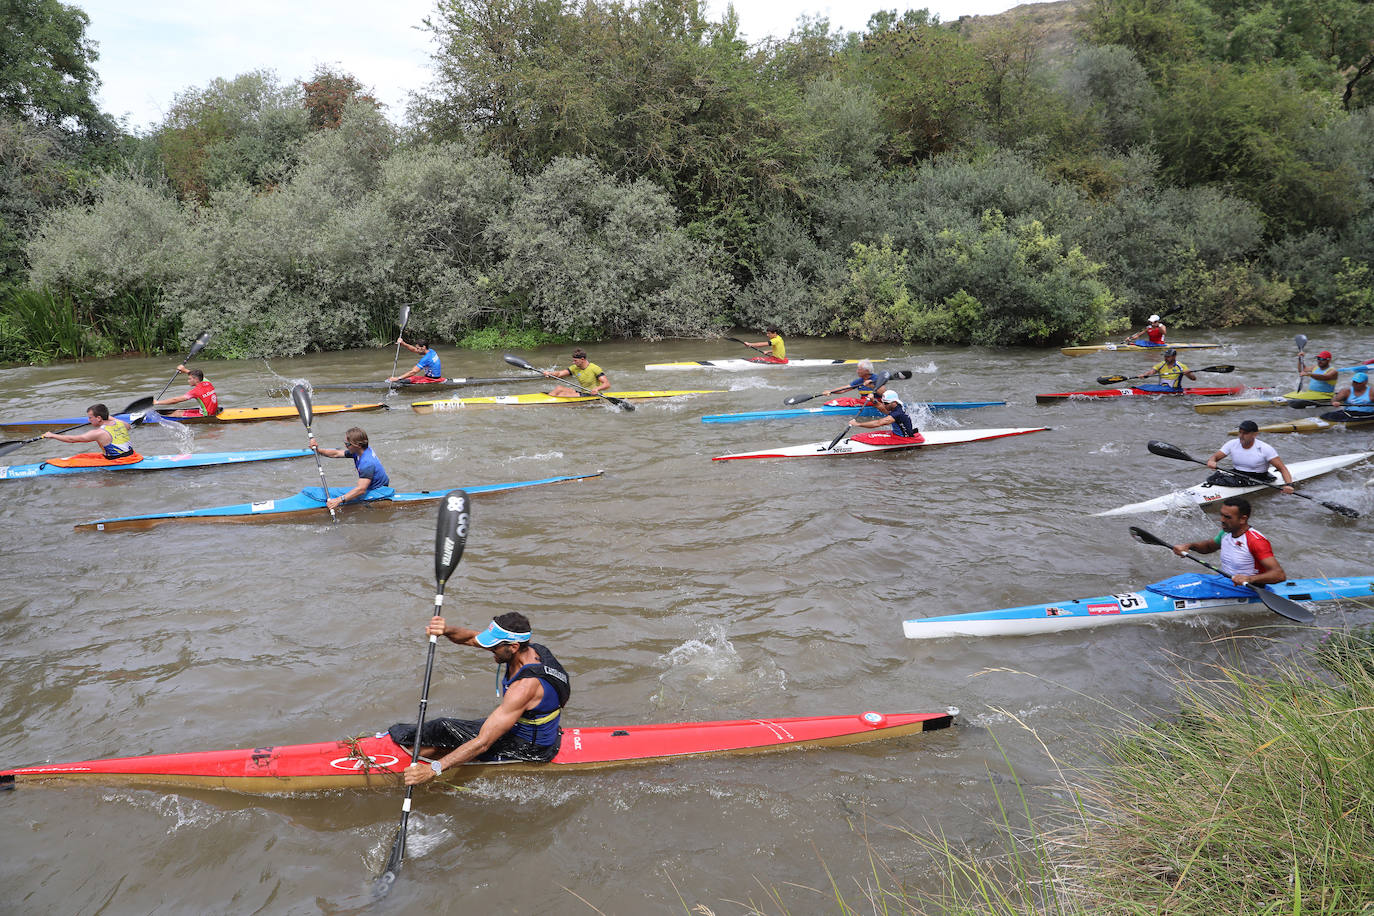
[1060,342,1219,357]
[1193,390,1330,414]
[412,391,723,412]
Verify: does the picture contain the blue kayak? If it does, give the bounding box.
[903,573,1374,638]
[0,449,312,481]
[701,401,1006,424]
[76,471,605,531]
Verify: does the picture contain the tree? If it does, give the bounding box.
[302,66,379,130]
[0,0,105,134]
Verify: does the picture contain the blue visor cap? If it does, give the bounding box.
[474,620,532,647]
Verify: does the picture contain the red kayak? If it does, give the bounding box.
[0,710,955,793]
[1036,386,1246,404]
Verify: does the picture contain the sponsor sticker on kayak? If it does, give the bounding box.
[1087,602,1122,616]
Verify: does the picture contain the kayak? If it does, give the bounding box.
[701,399,1007,424]
[0,709,957,793]
[903,573,1374,639]
[645,358,884,371]
[270,377,532,395]
[1238,415,1374,435]
[1193,390,1330,414]
[412,390,722,411]
[1060,342,1220,357]
[0,448,311,481]
[0,404,386,433]
[1093,452,1372,516]
[76,471,605,531]
[712,426,1049,460]
[1035,386,1245,403]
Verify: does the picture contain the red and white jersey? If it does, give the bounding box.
[1216,526,1274,576]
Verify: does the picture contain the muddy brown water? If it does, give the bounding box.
[2,329,1372,914]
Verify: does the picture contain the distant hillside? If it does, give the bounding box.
[950,0,1087,61]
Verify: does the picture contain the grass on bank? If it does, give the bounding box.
[693,625,1374,916]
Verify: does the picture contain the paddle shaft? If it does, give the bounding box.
[154,331,213,401]
[1147,440,1359,518]
[1129,526,1314,623]
[502,355,635,411]
[1099,365,1235,385]
[0,397,157,457]
[390,306,412,380]
[290,385,337,524]
[726,336,772,358]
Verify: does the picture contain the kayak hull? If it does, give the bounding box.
[0,448,312,481]
[712,426,1050,460]
[904,576,1374,639]
[1094,452,1373,516]
[701,401,1006,424]
[0,710,957,793]
[1193,390,1330,414]
[76,471,605,531]
[645,358,883,371]
[1036,386,1245,403]
[271,377,531,394]
[412,390,721,411]
[1060,342,1220,357]
[1239,416,1374,435]
[0,404,386,433]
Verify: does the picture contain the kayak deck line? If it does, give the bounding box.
[411,390,723,411]
[1035,386,1247,403]
[75,471,607,531]
[701,400,1007,424]
[0,710,958,793]
[0,403,387,433]
[0,449,314,481]
[1094,452,1373,516]
[268,377,533,395]
[904,575,1374,639]
[1059,342,1221,357]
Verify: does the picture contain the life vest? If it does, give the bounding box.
[1146,325,1165,344]
[500,643,570,746]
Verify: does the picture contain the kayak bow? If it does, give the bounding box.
[76,471,606,531]
[904,574,1374,638]
[0,448,312,481]
[0,710,957,793]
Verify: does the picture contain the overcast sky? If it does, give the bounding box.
[77,0,1032,132]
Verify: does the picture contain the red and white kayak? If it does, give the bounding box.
[712,427,1049,460]
[0,710,956,793]
[1035,386,1245,404]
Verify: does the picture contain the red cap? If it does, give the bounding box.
[1317,350,1332,359]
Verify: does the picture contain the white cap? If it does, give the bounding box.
[1148,314,1161,323]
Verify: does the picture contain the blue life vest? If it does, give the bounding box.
[500,643,570,746]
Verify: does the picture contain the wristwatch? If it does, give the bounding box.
[430,760,443,776]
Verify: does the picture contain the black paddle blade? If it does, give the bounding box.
[1199,365,1236,373]
[0,438,35,457]
[398,305,411,329]
[1295,334,1308,351]
[1129,526,1172,549]
[503,354,537,372]
[1097,375,1130,385]
[372,827,406,899]
[783,393,819,406]
[1324,500,1361,519]
[824,425,848,451]
[435,490,470,587]
[891,370,914,381]
[186,330,213,360]
[1146,440,1197,463]
[290,384,314,427]
[123,396,155,416]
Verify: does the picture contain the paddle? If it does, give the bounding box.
[501,354,635,411]
[389,305,412,381]
[154,330,213,401]
[374,490,471,898]
[1146,440,1360,518]
[783,370,913,406]
[1128,525,1315,623]
[290,384,338,524]
[725,336,773,358]
[1295,333,1308,392]
[1097,365,1235,385]
[0,397,157,457]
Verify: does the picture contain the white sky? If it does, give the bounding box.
[78,0,1030,132]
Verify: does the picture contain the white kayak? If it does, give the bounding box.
[712,427,1049,460]
[645,358,883,371]
[1094,452,1373,516]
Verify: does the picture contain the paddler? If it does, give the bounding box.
[1172,496,1286,588]
[152,366,219,416]
[822,360,888,399]
[1126,314,1167,346]
[397,612,570,784]
[744,328,786,363]
[1298,350,1338,393]
[1206,420,1294,493]
[1132,348,1195,389]
[1324,371,1374,420]
[389,337,442,383]
[307,426,390,510]
[847,391,919,439]
[41,404,135,459]
[543,347,610,398]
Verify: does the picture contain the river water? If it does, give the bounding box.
[2,328,1373,915]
